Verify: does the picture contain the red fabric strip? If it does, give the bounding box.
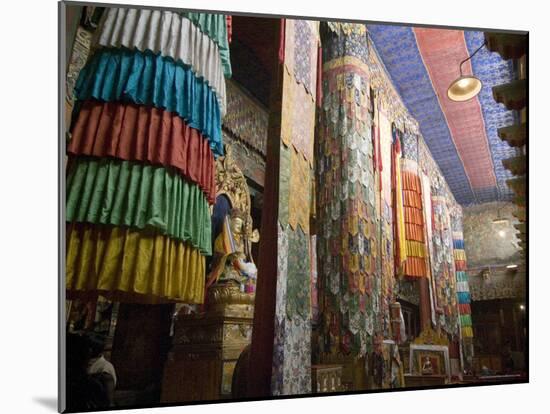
[316,45,323,108]
[459,303,472,314]
[455,260,467,271]
[226,15,232,44]
[278,19,286,64]
[403,257,427,278]
[68,100,217,204]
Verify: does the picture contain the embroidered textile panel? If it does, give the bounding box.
[223,80,268,156]
[271,19,319,395]
[280,69,317,164]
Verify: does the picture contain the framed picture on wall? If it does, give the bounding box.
[410,344,451,382]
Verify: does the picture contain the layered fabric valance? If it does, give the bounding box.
[74,47,223,156]
[96,7,227,114]
[66,7,229,305]
[400,167,428,278]
[67,223,205,304]
[66,157,212,255]
[453,229,473,338]
[180,11,231,77]
[69,100,216,204]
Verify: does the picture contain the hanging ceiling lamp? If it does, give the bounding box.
[447,40,486,102]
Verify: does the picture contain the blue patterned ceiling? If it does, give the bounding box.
[367,24,518,205]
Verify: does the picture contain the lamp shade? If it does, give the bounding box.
[447,75,482,102]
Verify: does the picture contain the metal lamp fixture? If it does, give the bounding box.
[447,41,486,102]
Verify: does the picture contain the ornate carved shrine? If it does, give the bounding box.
[161,144,259,402]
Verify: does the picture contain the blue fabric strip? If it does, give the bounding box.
[457,291,471,304]
[74,47,224,156]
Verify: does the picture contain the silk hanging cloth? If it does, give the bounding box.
[73,47,224,156]
[391,127,407,274]
[179,11,232,77]
[95,7,228,114]
[66,223,205,304]
[66,157,212,255]
[68,100,217,204]
[400,163,428,278]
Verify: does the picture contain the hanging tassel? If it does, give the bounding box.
[316,44,323,108]
[278,18,286,64]
[226,15,232,43]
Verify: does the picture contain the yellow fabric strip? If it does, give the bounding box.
[395,154,408,266]
[461,326,474,338]
[66,223,205,304]
[454,249,467,261]
[405,240,427,258]
[323,55,369,75]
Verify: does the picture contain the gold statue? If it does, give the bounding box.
[207,143,260,294]
[421,356,433,375]
[206,208,259,293]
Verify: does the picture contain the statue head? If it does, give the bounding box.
[229,208,247,236]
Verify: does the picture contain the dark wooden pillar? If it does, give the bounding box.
[246,20,285,399]
[418,278,431,330]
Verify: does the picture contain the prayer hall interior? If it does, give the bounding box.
[63,4,527,411]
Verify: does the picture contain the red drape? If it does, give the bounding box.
[278,19,286,64]
[68,100,217,204]
[316,45,323,108]
[226,15,232,44]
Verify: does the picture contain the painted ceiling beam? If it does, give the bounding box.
[502,155,526,176]
[485,32,527,61]
[498,123,527,147]
[493,79,527,110]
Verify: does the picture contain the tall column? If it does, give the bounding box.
[248,19,320,397]
[316,23,379,368]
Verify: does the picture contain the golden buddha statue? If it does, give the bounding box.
[206,208,259,293]
[421,356,433,375]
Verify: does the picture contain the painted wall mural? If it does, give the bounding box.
[462,202,521,269]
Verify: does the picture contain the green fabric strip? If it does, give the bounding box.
[180,12,232,77]
[460,314,472,326]
[66,157,212,255]
[456,271,468,282]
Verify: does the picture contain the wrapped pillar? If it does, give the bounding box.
[316,22,378,371]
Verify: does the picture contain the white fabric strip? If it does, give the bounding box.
[94,7,227,116]
[457,281,470,293]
